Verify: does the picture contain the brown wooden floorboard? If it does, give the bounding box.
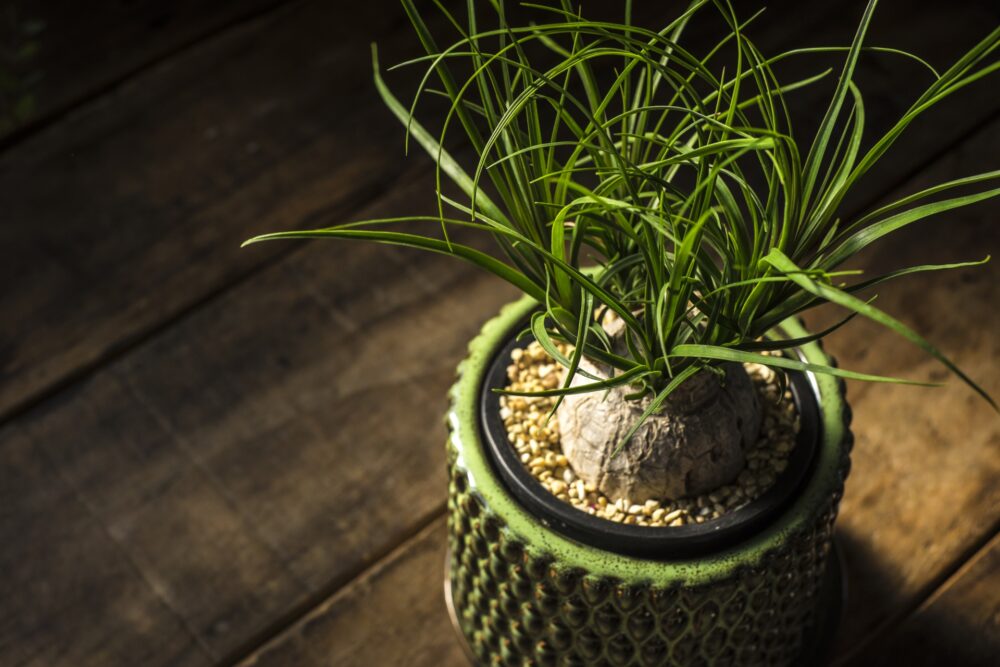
[236,519,459,667]
[845,531,1000,666]
[809,117,1000,659]
[1,1,998,666]
[0,0,438,424]
[0,156,518,666]
[231,115,1000,667]
[0,423,214,667]
[0,0,289,144]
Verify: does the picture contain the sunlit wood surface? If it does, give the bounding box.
[1,1,997,665]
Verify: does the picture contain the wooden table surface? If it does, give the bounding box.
[1,1,998,666]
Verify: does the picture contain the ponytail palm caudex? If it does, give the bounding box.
[246,0,999,502]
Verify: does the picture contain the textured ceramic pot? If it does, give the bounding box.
[446,295,853,667]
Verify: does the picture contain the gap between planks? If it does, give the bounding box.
[0,0,299,153]
[216,501,447,667]
[0,161,417,430]
[0,0,449,429]
[835,516,1000,665]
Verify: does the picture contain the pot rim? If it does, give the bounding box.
[447,296,850,582]
[478,321,821,559]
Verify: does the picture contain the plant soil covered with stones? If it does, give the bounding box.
[500,342,801,527]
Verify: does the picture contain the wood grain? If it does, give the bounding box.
[0,423,213,667]
[1,158,516,666]
[0,0,291,143]
[0,0,433,423]
[846,532,1000,666]
[238,519,461,667]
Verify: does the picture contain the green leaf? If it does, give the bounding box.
[494,363,656,397]
[801,0,878,210]
[243,228,546,302]
[824,185,1000,268]
[763,249,996,409]
[371,44,510,227]
[671,344,936,386]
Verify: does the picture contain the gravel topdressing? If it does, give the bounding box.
[499,342,801,527]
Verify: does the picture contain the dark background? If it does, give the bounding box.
[0,1,997,666]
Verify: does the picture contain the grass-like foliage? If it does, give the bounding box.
[246,0,999,413]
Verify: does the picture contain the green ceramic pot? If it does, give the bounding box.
[446,296,852,667]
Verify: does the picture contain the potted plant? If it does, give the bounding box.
[245,1,998,664]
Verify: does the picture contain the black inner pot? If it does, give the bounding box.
[479,319,822,560]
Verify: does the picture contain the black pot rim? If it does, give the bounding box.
[478,318,822,560]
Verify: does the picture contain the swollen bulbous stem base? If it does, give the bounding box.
[557,359,762,502]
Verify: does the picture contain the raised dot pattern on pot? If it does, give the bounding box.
[446,447,846,667]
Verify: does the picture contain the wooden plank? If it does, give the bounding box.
[0,0,437,423]
[845,531,1000,666]
[0,424,212,667]
[1,0,997,431]
[806,116,1000,657]
[231,109,1000,667]
[0,155,518,666]
[0,0,285,142]
[238,519,459,667]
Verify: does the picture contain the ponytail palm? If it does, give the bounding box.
[246,0,999,419]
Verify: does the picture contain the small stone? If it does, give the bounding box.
[503,340,799,529]
[662,509,684,524]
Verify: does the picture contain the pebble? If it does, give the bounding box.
[661,508,684,524]
[501,341,801,528]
